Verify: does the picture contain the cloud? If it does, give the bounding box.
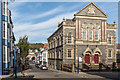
[14,11,75,43]
[8,2,78,43]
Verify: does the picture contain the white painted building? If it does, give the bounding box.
[42,49,48,66]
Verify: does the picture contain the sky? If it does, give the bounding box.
[8,2,118,43]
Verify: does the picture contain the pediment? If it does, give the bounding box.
[74,2,108,17]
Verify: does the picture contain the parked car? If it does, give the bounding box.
[35,64,40,68]
[41,65,48,70]
[24,62,30,70]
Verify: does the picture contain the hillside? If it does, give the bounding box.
[29,43,44,50]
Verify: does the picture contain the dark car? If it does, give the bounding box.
[35,64,40,68]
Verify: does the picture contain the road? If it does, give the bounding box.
[1,62,120,80]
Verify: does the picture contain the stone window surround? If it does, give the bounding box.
[107,48,113,59]
[67,48,74,59]
[66,32,74,44]
[107,34,113,45]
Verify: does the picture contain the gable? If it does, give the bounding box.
[74,2,108,17]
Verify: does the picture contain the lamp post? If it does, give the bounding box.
[21,52,22,74]
[13,48,17,78]
[77,55,79,74]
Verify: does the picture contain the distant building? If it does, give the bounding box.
[37,44,48,66]
[47,2,117,71]
[116,43,120,68]
[117,43,120,54]
[27,49,35,60]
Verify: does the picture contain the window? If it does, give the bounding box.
[82,23,87,28]
[95,24,99,29]
[95,30,99,41]
[3,46,5,61]
[3,2,5,15]
[82,29,87,40]
[2,15,8,21]
[89,29,93,40]
[59,51,61,58]
[89,24,93,29]
[108,36,112,44]
[68,49,72,58]
[57,37,59,46]
[68,33,72,43]
[108,49,112,58]
[3,22,5,37]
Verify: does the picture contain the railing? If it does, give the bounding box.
[99,63,111,70]
[63,64,72,71]
[82,63,91,70]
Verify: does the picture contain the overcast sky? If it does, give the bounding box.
[8,2,118,43]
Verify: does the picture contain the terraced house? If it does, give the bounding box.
[47,2,117,71]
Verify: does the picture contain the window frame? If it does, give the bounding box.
[67,49,73,58]
[95,30,99,41]
[82,28,87,40]
[68,33,72,43]
[108,49,113,58]
[89,29,93,41]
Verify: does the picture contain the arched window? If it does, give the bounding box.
[108,36,112,44]
[108,49,112,58]
[89,24,93,40]
[95,30,99,41]
[57,37,59,46]
[89,29,93,40]
[68,49,72,58]
[82,29,87,40]
[68,33,72,43]
[89,24,93,29]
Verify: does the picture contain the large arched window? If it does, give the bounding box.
[89,29,93,40]
[89,24,93,40]
[82,22,87,40]
[95,30,99,40]
[57,37,59,46]
[94,24,99,41]
[82,29,87,40]
[68,33,72,43]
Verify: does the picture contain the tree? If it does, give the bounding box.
[17,35,29,64]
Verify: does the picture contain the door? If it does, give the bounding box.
[84,54,90,64]
[94,54,99,64]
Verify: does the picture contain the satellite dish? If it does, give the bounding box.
[10,0,15,2]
